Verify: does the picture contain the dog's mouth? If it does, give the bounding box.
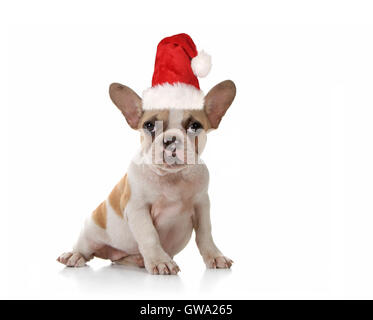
[153,162,187,175]
[161,148,185,165]
[150,151,187,172]
[161,154,186,169]
[145,141,198,172]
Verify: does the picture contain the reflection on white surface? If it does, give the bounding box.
[59,264,185,294]
[2,242,239,299]
[1,247,339,299]
[199,268,233,291]
[57,262,233,299]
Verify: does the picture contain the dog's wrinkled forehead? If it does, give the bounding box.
[139,109,210,131]
[139,110,169,129]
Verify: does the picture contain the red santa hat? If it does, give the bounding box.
[142,33,212,110]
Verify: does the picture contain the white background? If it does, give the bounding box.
[1,1,373,299]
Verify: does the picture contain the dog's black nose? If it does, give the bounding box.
[164,135,177,147]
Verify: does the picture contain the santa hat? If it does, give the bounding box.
[142,33,212,110]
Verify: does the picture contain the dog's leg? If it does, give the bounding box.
[126,204,180,275]
[113,254,145,268]
[193,194,233,269]
[57,217,107,267]
[57,232,91,267]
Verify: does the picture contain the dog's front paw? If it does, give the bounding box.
[203,255,233,269]
[57,252,87,267]
[144,256,180,275]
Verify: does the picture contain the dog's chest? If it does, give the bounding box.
[148,176,196,255]
[150,177,196,221]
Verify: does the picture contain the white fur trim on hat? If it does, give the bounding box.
[142,83,205,110]
[191,50,212,78]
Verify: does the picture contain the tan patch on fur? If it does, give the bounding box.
[92,201,107,229]
[120,175,131,214]
[183,110,211,130]
[108,174,131,218]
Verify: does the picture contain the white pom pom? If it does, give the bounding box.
[191,50,212,78]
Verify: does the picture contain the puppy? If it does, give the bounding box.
[57,33,236,275]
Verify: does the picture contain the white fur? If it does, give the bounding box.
[168,109,184,128]
[142,83,204,110]
[191,51,212,78]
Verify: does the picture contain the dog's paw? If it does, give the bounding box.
[204,255,233,269]
[144,257,180,275]
[57,252,86,267]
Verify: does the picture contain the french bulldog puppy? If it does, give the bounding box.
[57,33,236,275]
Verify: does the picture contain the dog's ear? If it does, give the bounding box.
[109,83,142,129]
[204,80,236,129]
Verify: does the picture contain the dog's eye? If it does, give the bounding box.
[187,121,203,134]
[143,121,155,133]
